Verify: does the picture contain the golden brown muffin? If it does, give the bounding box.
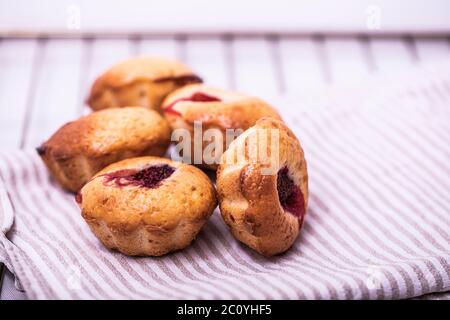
[37,107,171,193]
[86,56,202,112]
[77,156,217,256]
[216,117,308,256]
[162,84,282,170]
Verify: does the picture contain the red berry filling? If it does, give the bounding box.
[277,167,305,221]
[163,92,221,116]
[153,74,203,86]
[102,165,175,188]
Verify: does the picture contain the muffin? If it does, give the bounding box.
[37,107,171,192]
[86,56,202,112]
[162,84,281,170]
[77,156,217,256]
[216,117,308,256]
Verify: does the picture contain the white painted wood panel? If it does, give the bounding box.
[370,38,415,73]
[24,39,83,148]
[325,38,370,84]
[138,37,177,59]
[232,38,278,100]
[81,38,133,114]
[415,39,450,63]
[185,38,229,89]
[279,37,325,92]
[0,39,38,148]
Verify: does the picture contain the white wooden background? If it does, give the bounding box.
[2,0,450,35]
[1,34,450,299]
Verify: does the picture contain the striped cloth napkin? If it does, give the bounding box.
[1,65,449,300]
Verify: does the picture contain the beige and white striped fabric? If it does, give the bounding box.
[0,66,449,299]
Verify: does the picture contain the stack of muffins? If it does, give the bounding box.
[37,56,308,257]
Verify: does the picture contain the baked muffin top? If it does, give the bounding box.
[87,56,201,104]
[162,84,281,130]
[79,156,217,232]
[38,107,171,160]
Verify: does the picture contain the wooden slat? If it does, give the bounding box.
[415,38,450,63]
[81,38,133,114]
[278,37,325,92]
[325,38,369,84]
[24,39,83,148]
[312,36,332,84]
[232,37,278,99]
[85,38,134,90]
[268,36,286,94]
[184,37,229,88]
[370,38,416,73]
[0,39,38,149]
[138,37,177,59]
[223,37,236,90]
[75,39,94,116]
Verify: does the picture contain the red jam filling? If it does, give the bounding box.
[102,165,175,188]
[277,166,305,222]
[163,92,221,116]
[153,74,203,86]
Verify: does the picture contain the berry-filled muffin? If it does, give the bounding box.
[162,84,281,170]
[77,157,217,256]
[86,56,202,112]
[37,107,171,193]
[216,117,308,256]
